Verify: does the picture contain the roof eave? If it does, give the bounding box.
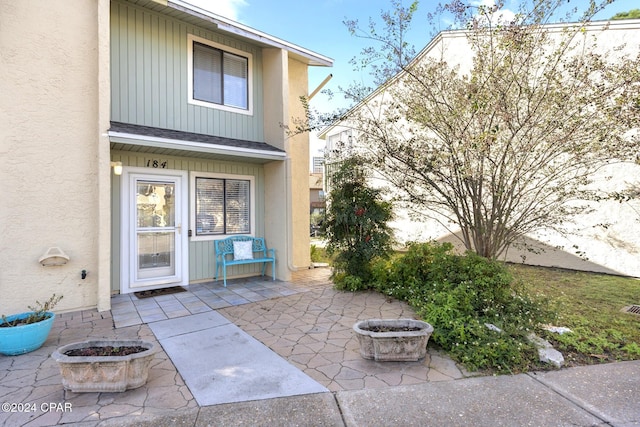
[108,131,287,161]
[168,0,333,67]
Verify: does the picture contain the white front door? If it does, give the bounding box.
[121,168,189,293]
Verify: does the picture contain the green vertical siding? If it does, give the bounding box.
[110,151,266,293]
[110,0,264,141]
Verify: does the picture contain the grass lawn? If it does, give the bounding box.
[310,242,332,263]
[509,264,640,366]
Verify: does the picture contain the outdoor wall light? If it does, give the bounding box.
[39,247,70,267]
[110,161,123,175]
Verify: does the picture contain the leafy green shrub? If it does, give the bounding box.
[373,242,553,373]
[324,157,394,290]
[331,272,365,292]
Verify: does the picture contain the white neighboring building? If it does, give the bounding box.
[320,19,640,277]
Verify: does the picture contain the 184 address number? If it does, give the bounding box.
[146,159,168,168]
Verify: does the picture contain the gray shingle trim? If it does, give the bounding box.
[109,121,285,154]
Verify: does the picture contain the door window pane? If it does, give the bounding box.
[136,181,175,227]
[138,232,174,271]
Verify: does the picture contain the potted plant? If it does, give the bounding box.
[0,294,62,356]
[52,339,157,392]
[353,318,434,361]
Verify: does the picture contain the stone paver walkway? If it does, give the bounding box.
[219,270,466,392]
[0,268,468,426]
[0,310,196,427]
[110,272,327,328]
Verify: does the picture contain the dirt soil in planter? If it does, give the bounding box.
[64,346,148,357]
[0,314,52,327]
[362,326,423,333]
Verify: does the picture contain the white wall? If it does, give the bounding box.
[321,20,640,277]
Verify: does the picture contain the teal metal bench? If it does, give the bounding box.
[214,236,276,287]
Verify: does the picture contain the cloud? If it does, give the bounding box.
[471,0,517,24]
[183,0,248,21]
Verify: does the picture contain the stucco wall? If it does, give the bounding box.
[287,57,312,269]
[0,1,110,314]
[262,48,312,279]
[262,48,290,280]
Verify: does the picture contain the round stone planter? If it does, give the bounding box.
[0,312,55,356]
[52,340,157,392]
[353,319,434,362]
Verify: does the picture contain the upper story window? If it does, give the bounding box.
[326,130,354,160]
[188,34,253,115]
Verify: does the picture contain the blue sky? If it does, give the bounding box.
[188,0,638,115]
[187,0,638,160]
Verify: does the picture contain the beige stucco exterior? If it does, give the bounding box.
[263,48,290,281]
[1,0,112,314]
[263,49,312,279]
[287,57,312,270]
[97,0,112,312]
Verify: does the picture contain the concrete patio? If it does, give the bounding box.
[1,268,639,426]
[0,268,468,426]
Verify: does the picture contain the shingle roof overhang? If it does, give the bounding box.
[108,122,286,163]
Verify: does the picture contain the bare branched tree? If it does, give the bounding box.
[328,0,640,258]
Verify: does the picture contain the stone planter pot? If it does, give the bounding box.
[353,319,434,362]
[52,340,157,392]
[0,312,55,356]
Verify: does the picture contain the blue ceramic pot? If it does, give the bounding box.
[0,312,56,355]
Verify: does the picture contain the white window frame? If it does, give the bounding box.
[189,171,255,241]
[187,34,253,115]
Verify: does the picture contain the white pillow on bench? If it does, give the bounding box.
[233,241,254,260]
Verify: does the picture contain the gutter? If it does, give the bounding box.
[108,131,287,161]
[169,0,333,67]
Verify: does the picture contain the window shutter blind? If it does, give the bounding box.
[195,178,224,235]
[193,43,222,104]
[225,180,250,233]
[223,52,248,109]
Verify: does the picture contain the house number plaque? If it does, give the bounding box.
[145,159,168,169]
